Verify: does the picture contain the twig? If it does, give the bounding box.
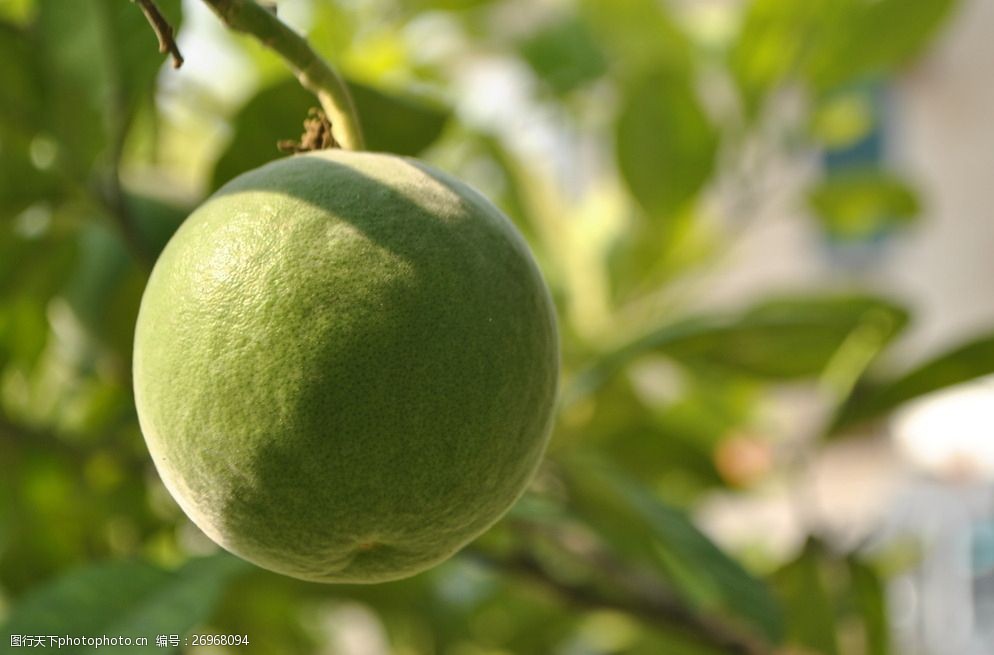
[467,546,771,655]
[199,0,364,150]
[132,0,184,69]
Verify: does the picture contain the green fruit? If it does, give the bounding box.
[133,150,559,583]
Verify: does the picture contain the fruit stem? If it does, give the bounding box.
[200,0,365,151]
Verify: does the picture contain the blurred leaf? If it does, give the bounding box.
[848,558,889,655]
[519,15,607,95]
[804,0,958,91]
[210,79,309,191]
[567,295,909,405]
[0,0,33,24]
[607,209,716,305]
[730,0,821,113]
[349,81,450,156]
[207,571,319,655]
[578,0,690,71]
[0,20,60,219]
[732,0,957,111]
[0,553,249,653]
[0,452,90,584]
[471,134,543,245]
[562,454,783,642]
[63,225,136,339]
[0,146,62,221]
[0,215,75,369]
[0,20,43,134]
[305,1,354,61]
[807,169,920,239]
[0,297,49,370]
[810,91,876,149]
[603,413,724,502]
[830,332,994,434]
[616,68,718,221]
[773,545,890,655]
[562,376,729,502]
[211,78,450,189]
[62,196,186,360]
[772,540,839,655]
[665,297,908,379]
[402,0,496,10]
[34,0,183,174]
[124,194,190,259]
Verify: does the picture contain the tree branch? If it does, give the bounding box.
[132,0,184,69]
[467,546,771,655]
[199,0,364,150]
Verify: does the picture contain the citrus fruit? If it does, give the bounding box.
[133,150,559,583]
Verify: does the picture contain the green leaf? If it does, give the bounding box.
[807,169,920,240]
[729,0,824,113]
[804,0,958,91]
[571,372,751,500]
[567,295,909,405]
[469,134,543,246]
[0,214,76,337]
[562,454,783,642]
[831,332,994,434]
[210,79,309,191]
[0,20,43,135]
[211,78,450,190]
[0,0,33,24]
[616,67,718,221]
[59,195,186,360]
[0,298,46,369]
[0,219,75,380]
[810,90,876,149]
[402,0,496,10]
[62,224,134,343]
[772,545,890,655]
[0,20,60,218]
[0,142,62,221]
[124,194,190,259]
[848,558,889,655]
[0,553,249,654]
[731,0,957,110]
[519,15,608,95]
[771,540,839,655]
[34,0,183,174]
[666,297,908,378]
[349,81,451,157]
[578,0,690,71]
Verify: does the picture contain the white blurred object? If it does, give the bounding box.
[883,375,994,655]
[891,376,994,482]
[318,603,390,655]
[879,480,992,655]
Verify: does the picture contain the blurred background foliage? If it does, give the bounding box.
[1,0,991,653]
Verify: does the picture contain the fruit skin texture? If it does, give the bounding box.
[133,150,559,583]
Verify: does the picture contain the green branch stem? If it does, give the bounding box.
[199,0,364,150]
